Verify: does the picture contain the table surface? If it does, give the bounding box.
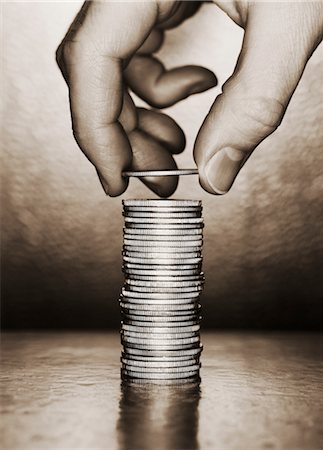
[1,332,322,450]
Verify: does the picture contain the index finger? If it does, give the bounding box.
[59,1,159,196]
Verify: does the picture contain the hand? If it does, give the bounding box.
[57,1,323,196]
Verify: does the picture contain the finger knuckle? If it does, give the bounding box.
[227,95,285,143]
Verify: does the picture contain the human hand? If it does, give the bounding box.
[57,1,323,196]
[56,1,217,196]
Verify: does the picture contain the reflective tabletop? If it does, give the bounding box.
[1,332,322,449]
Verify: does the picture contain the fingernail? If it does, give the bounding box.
[205,147,246,194]
[97,172,109,195]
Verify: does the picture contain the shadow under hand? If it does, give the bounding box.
[117,380,201,450]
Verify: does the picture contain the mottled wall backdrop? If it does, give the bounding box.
[2,2,322,329]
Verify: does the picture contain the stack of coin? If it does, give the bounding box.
[120,199,204,383]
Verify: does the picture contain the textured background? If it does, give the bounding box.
[1,2,323,329]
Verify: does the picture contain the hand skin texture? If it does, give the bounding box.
[56,1,323,197]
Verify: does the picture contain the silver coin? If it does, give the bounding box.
[122,319,201,328]
[121,323,200,333]
[123,232,203,241]
[121,351,201,362]
[122,341,200,351]
[122,363,201,373]
[122,169,199,177]
[122,332,200,341]
[124,212,201,220]
[123,262,202,271]
[121,357,199,368]
[125,224,204,231]
[124,286,203,294]
[125,279,204,288]
[121,329,199,339]
[121,369,200,380]
[123,227,203,236]
[125,275,204,283]
[121,332,200,348]
[123,199,202,207]
[120,302,199,312]
[120,299,199,307]
[123,239,203,248]
[121,313,201,322]
[121,303,201,311]
[123,345,203,357]
[123,268,203,277]
[121,303,201,313]
[123,256,202,265]
[124,207,202,214]
[122,360,200,370]
[123,248,202,256]
[123,245,202,254]
[122,289,200,299]
[125,216,203,224]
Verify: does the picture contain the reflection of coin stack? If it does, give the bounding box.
[120,199,204,383]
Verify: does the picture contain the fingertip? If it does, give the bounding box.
[141,175,179,198]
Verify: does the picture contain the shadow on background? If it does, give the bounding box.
[117,380,201,450]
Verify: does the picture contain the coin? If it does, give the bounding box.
[121,369,200,380]
[121,357,199,368]
[124,211,201,219]
[123,268,203,277]
[123,245,202,254]
[123,262,202,271]
[123,199,202,207]
[122,341,201,351]
[123,345,203,357]
[124,207,202,214]
[123,256,202,265]
[123,239,203,248]
[121,313,201,322]
[122,319,201,328]
[121,351,201,362]
[122,363,201,373]
[125,279,204,288]
[122,323,200,332]
[123,251,202,259]
[123,232,203,240]
[122,169,199,177]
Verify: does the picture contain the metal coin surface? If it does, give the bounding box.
[124,211,201,219]
[121,351,201,362]
[123,262,202,271]
[121,313,201,322]
[123,250,201,259]
[124,286,203,294]
[123,345,203,358]
[123,232,203,240]
[123,268,203,277]
[123,245,202,253]
[122,363,201,373]
[122,289,200,299]
[120,303,199,312]
[123,256,202,265]
[122,169,199,177]
[121,330,199,339]
[122,319,201,328]
[121,369,200,380]
[123,239,203,247]
[122,324,200,333]
[125,279,203,288]
[124,207,202,214]
[121,357,199,368]
[123,199,202,207]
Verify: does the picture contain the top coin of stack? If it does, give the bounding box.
[120,199,204,383]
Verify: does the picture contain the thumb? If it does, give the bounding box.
[194,2,323,194]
